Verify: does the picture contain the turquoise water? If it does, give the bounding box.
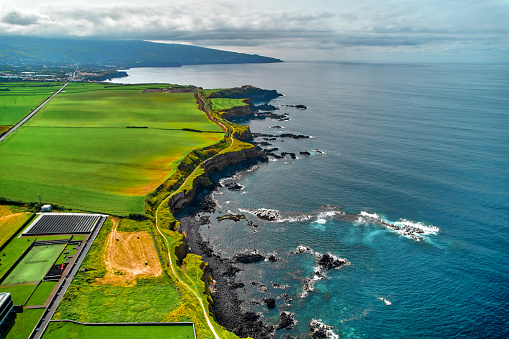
[114,63,509,338]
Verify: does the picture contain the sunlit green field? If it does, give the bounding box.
[210,98,247,111]
[44,322,195,339]
[0,83,224,214]
[0,82,65,125]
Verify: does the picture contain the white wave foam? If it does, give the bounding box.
[356,211,439,241]
[309,319,339,339]
[377,296,392,305]
[293,246,350,298]
[240,208,314,223]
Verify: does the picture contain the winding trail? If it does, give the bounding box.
[154,92,239,339]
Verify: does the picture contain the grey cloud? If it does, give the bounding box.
[1,9,44,26]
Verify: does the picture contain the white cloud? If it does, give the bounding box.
[0,0,508,62]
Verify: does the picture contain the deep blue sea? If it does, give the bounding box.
[113,62,509,338]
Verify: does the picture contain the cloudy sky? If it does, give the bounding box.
[1,0,508,63]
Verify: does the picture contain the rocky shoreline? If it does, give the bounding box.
[171,87,325,338]
[178,193,277,339]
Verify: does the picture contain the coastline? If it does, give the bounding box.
[165,88,299,338]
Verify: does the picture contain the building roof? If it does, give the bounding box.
[0,293,11,306]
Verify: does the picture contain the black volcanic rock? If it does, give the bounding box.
[277,311,297,330]
[282,104,307,109]
[262,297,276,309]
[225,183,243,190]
[256,104,278,111]
[232,252,265,263]
[309,319,335,338]
[318,253,348,270]
[216,214,246,222]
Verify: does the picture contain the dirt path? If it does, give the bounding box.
[153,91,239,339]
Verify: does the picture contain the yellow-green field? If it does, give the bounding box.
[0,83,224,214]
[0,205,31,247]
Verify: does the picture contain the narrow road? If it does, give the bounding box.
[154,93,239,339]
[30,216,107,339]
[0,82,69,143]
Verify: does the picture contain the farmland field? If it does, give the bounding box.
[27,281,58,306]
[0,82,65,125]
[0,283,37,305]
[210,98,247,111]
[0,205,31,247]
[2,244,65,285]
[44,322,195,339]
[5,308,45,339]
[0,83,224,214]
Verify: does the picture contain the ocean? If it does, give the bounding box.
[112,62,509,338]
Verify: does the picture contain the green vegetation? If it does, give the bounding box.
[0,235,35,279]
[0,82,65,125]
[210,98,247,111]
[0,205,31,247]
[44,322,196,339]
[0,82,261,339]
[0,36,281,68]
[5,309,45,339]
[55,244,77,265]
[117,218,152,232]
[3,244,65,285]
[0,283,37,305]
[0,83,224,215]
[27,281,58,306]
[53,218,182,324]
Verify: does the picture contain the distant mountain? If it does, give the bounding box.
[0,36,282,67]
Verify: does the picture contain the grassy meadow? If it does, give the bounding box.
[210,98,247,111]
[0,83,224,214]
[53,218,182,323]
[44,322,196,339]
[0,82,65,125]
[4,308,45,339]
[27,281,58,306]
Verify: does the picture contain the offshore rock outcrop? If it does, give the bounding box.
[208,85,282,102]
[222,104,255,120]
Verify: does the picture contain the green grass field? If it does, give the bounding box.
[27,281,58,306]
[0,283,37,305]
[44,322,195,339]
[55,244,77,265]
[0,236,35,279]
[2,244,65,285]
[4,308,45,339]
[0,83,224,214]
[210,98,247,111]
[0,82,65,125]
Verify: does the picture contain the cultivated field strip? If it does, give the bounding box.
[24,213,104,235]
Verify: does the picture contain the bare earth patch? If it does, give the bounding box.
[96,218,162,286]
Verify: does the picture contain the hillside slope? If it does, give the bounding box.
[0,36,282,67]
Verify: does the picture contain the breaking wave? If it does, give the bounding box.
[356,211,439,241]
[239,205,439,241]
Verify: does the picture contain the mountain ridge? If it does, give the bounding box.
[0,36,283,67]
